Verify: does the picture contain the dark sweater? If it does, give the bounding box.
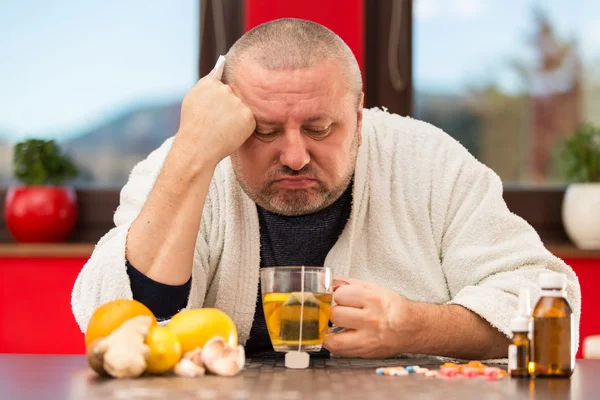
[126,180,353,356]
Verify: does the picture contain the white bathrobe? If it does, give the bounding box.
[71,108,581,351]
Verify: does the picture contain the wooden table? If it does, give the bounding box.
[2,354,599,400]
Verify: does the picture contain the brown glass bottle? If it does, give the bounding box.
[509,288,531,378]
[509,330,530,377]
[529,273,575,378]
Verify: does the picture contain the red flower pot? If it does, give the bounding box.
[4,186,78,243]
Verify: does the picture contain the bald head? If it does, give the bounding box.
[222,18,363,108]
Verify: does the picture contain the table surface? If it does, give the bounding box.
[1,354,599,400]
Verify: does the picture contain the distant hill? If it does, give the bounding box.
[65,102,181,154]
[63,102,182,185]
[0,138,13,184]
[414,91,482,159]
[584,63,600,126]
[0,101,182,186]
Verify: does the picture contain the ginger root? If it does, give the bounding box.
[86,315,152,378]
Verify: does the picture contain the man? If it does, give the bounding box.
[72,18,581,360]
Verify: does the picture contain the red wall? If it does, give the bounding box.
[244,0,365,77]
[0,256,598,357]
[0,257,86,354]
[564,258,600,357]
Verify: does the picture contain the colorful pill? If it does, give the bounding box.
[443,362,458,368]
[461,367,480,378]
[376,368,386,375]
[440,367,459,378]
[405,365,420,373]
[415,367,429,374]
[483,367,500,378]
[425,370,439,378]
[468,361,484,368]
[392,369,409,376]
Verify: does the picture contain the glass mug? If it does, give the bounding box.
[261,266,333,352]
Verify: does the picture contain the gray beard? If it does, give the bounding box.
[232,128,359,216]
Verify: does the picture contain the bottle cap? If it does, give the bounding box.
[538,272,566,290]
[285,351,310,369]
[511,315,530,333]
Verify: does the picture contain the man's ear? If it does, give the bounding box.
[357,92,364,147]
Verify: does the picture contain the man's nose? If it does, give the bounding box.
[279,130,310,171]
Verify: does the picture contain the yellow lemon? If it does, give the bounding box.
[144,325,182,374]
[167,308,238,353]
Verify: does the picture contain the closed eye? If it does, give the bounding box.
[304,125,332,137]
[254,130,279,142]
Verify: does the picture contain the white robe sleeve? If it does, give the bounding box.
[70,137,210,332]
[433,135,581,350]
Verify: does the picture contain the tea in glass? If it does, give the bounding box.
[263,292,332,351]
[261,266,333,352]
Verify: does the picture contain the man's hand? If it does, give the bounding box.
[127,68,256,285]
[176,69,256,166]
[323,278,413,358]
[323,277,510,360]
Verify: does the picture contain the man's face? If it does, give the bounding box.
[230,59,364,216]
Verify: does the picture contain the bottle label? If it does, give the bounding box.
[508,344,517,370]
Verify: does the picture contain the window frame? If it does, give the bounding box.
[0,0,573,245]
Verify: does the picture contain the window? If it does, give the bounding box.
[413,0,600,183]
[0,0,199,187]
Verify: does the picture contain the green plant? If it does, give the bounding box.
[13,139,79,185]
[559,124,600,183]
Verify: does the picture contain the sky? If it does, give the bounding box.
[414,0,600,94]
[0,0,198,142]
[1,0,599,142]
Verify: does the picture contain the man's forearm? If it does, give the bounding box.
[404,302,510,360]
[126,136,217,285]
